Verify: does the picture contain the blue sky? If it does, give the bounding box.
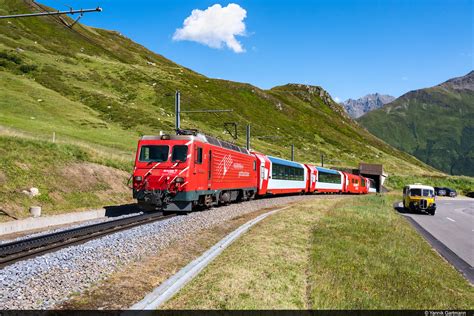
[41,0,472,101]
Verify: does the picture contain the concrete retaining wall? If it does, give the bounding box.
[0,208,106,236]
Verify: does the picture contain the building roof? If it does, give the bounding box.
[359,163,385,176]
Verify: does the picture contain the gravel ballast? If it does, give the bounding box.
[0,212,144,245]
[0,195,330,309]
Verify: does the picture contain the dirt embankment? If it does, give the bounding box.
[0,162,133,221]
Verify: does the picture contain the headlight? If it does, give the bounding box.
[175,177,185,184]
[134,176,142,182]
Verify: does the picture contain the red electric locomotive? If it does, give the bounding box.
[132,131,257,212]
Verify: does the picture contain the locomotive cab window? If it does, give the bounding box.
[139,145,169,162]
[172,145,188,162]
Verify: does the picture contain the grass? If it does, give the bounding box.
[0,135,133,221]
[385,174,474,195]
[163,194,473,309]
[309,194,472,309]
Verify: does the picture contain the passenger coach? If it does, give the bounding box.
[315,167,344,193]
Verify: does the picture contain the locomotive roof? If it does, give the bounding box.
[141,133,250,155]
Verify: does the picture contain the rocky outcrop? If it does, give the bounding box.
[341,93,395,118]
[439,70,474,91]
[271,84,352,120]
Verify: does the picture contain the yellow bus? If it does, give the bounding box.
[402,184,436,215]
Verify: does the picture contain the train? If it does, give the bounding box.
[132,131,372,212]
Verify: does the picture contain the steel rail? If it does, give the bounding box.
[0,212,173,268]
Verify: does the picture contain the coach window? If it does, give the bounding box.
[288,167,293,180]
[172,145,188,162]
[139,145,169,162]
[196,147,203,164]
[319,171,340,184]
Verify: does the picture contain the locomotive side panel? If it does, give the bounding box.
[209,145,257,191]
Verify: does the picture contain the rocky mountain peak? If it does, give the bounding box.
[341,93,395,118]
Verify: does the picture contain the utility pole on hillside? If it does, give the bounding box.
[174,91,234,135]
[246,125,251,150]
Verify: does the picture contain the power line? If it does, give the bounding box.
[0,7,101,19]
[181,110,233,113]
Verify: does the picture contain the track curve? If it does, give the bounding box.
[0,212,173,268]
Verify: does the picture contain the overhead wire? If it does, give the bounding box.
[22,0,234,131]
[24,0,179,104]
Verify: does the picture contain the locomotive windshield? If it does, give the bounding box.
[172,145,188,162]
[139,145,169,162]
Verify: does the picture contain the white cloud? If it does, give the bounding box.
[173,4,247,53]
[334,96,341,103]
[401,76,408,81]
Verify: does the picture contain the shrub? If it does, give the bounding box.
[0,51,22,64]
[19,64,37,73]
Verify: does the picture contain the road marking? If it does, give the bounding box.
[446,217,456,222]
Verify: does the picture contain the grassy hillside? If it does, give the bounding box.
[0,136,132,220]
[359,73,474,176]
[0,0,442,219]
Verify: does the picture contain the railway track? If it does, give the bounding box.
[0,212,174,268]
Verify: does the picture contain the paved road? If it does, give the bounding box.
[396,197,474,282]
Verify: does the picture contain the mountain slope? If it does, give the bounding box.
[359,71,474,176]
[0,0,440,218]
[341,93,395,118]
